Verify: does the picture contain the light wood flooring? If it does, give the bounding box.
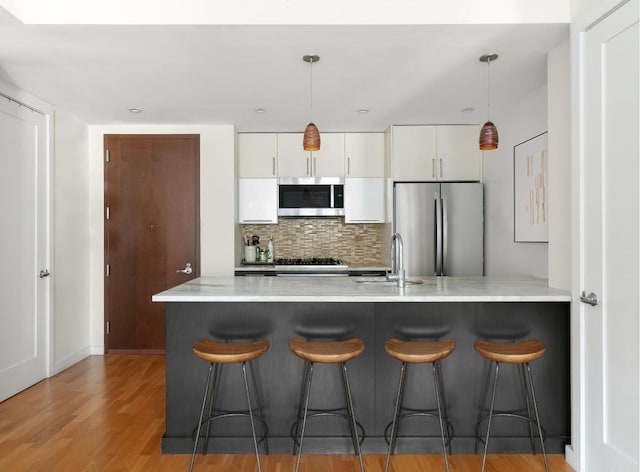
[0,355,575,471]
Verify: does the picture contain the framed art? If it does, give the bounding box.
[514,132,548,242]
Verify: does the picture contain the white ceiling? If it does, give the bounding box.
[0,7,569,132]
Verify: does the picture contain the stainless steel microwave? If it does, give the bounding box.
[278,177,345,217]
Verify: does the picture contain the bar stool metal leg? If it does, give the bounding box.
[434,361,453,455]
[341,362,365,472]
[241,361,262,472]
[248,361,269,455]
[475,359,492,454]
[526,363,549,472]
[291,360,311,455]
[203,363,221,456]
[432,361,450,472]
[519,363,537,454]
[481,362,500,472]
[190,363,214,472]
[384,361,407,472]
[294,361,314,472]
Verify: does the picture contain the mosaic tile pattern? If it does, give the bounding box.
[241,218,392,266]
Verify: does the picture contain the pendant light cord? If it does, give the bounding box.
[309,58,314,111]
[486,57,491,121]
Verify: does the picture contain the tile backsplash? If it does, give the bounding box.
[241,218,391,266]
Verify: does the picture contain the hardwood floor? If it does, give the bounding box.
[0,355,575,471]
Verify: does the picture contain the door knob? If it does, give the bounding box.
[176,263,193,275]
[580,291,599,306]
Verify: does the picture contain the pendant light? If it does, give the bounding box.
[302,54,320,151]
[479,53,499,151]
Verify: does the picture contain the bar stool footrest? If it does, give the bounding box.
[290,410,366,447]
[384,410,455,448]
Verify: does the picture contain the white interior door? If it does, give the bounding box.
[0,97,50,401]
[581,1,639,470]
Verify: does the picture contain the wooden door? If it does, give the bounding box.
[104,135,200,353]
[580,0,639,469]
[0,96,49,401]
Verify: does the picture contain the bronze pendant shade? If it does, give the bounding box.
[303,122,320,151]
[479,53,499,151]
[302,54,320,151]
[479,120,498,150]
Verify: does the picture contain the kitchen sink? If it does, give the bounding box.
[352,276,424,285]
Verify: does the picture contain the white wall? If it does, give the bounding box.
[87,125,236,353]
[547,41,572,290]
[53,111,91,372]
[483,85,549,277]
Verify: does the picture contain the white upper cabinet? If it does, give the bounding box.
[312,133,345,177]
[344,133,385,178]
[435,125,481,181]
[276,133,308,177]
[389,125,481,182]
[238,133,278,178]
[277,132,345,177]
[344,177,385,223]
[238,178,278,224]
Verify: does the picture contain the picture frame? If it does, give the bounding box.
[513,132,548,242]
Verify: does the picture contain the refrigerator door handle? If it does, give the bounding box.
[442,192,448,276]
[435,191,442,275]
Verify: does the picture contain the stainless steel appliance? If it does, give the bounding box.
[274,257,349,275]
[278,177,344,217]
[394,182,483,277]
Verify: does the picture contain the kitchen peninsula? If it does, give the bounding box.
[153,276,571,455]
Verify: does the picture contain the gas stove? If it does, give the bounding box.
[274,257,349,274]
[275,257,346,266]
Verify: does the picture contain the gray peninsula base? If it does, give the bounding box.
[162,301,569,455]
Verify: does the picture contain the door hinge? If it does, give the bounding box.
[106,264,110,277]
[105,149,110,162]
[106,321,110,335]
[106,206,110,220]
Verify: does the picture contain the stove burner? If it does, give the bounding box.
[275,257,344,266]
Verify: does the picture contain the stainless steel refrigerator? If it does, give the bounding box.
[394,182,484,276]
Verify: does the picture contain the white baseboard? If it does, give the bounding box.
[51,346,92,376]
[565,444,578,471]
[90,344,105,355]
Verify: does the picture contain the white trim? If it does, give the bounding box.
[52,346,92,376]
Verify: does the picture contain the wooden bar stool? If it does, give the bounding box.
[474,338,548,472]
[384,338,455,472]
[190,338,269,472]
[289,338,366,472]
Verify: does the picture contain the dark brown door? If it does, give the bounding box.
[104,134,200,353]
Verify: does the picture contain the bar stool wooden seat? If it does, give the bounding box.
[474,338,548,472]
[289,338,366,472]
[384,338,455,472]
[190,338,269,472]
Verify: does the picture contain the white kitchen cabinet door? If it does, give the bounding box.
[276,133,310,177]
[238,133,278,178]
[436,125,481,181]
[238,178,278,224]
[345,133,384,178]
[278,132,345,177]
[390,125,437,181]
[310,133,345,177]
[344,177,385,223]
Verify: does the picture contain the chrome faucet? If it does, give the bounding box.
[387,232,405,288]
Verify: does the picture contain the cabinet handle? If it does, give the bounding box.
[432,158,436,178]
[347,157,351,176]
[272,157,276,176]
[440,158,443,178]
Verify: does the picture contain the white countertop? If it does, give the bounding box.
[152,276,572,303]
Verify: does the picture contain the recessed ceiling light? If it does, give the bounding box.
[461,106,475,113]
[254,107,267,113]
[357,107,369,114]
[128,107,142,113]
